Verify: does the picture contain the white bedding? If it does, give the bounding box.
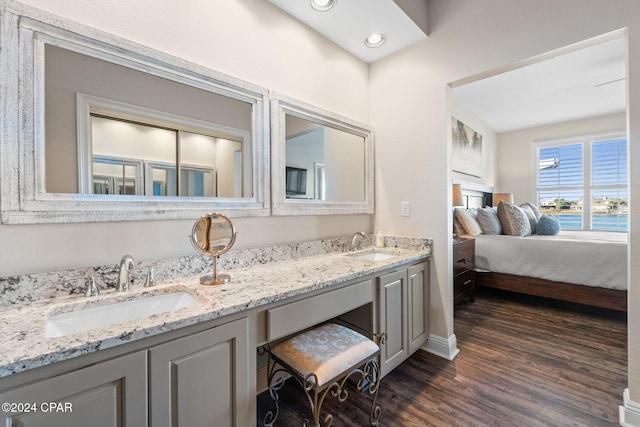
[474,231,628,290]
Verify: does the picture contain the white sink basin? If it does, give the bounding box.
[45,291,200,338]
[348,250,397,261]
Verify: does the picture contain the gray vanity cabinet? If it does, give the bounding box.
[377,268,408,377]
[408,262,429,354]
[377,262,429,377]
[0,351,147,427]
[0,317,251,427]
[148,317,250,427]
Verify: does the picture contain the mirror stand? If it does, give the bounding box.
[200,255,231,286]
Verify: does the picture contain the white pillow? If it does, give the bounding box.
[497,201,531,236]
[476,207,501,235]
[522,201,542,221]
[455,208,483,236]
[519,204,538,234]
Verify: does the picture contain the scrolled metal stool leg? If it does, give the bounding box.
[263,375,285,427]
[302,373,353,427]
[306,359,382,427]
[301,373,325,427]
[260,346,286,427]
[360,358,381,426]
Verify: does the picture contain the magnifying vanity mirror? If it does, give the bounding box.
[270,93,374,215]
[190,213,237,285]
[0,8,269,224]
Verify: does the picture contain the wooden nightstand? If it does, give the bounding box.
[453,238,475,305]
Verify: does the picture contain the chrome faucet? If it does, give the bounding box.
[117,255,135,291]
[349,232,368,251]
[84,276,99,297]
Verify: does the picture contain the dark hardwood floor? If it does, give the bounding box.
[257,288,627,426]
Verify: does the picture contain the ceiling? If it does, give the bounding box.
[265,2,625,133]
[451,37,627,133]
[266,0,427,63]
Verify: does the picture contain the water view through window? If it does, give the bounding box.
[536,136,627,232]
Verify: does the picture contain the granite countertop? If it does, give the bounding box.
[0,246,430,378]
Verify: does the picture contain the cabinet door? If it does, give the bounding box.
[0,351,147,427]
[149,317,250,427]
[377,269,408,377]
[408,262,429,354]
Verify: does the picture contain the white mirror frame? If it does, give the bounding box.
[271,92,374,216]
[0,3,270,224]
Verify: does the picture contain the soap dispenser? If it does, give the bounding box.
[375,227,384,248]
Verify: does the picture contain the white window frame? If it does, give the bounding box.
[531,130,627,231]
[92,155,145,196]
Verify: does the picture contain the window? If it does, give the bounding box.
[534,133,627,231]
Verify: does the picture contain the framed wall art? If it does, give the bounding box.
[452,117,483,178]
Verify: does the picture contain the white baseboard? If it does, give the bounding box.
[620,388,640,426]
[422,333,459,360]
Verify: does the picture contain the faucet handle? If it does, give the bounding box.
[143,263,162,287]
[125,271,134,291]
[144,268,155,287]
[84,276,99,297]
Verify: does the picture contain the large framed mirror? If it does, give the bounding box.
[271,93,374,215]
[0,5,269,224]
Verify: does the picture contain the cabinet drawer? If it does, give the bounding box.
[453,238,474,253]
[453,247,474,274]
[267,279,373,341]
[454,269,475,291]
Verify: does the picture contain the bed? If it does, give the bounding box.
[455,187,628,311]
[474,231,628,311]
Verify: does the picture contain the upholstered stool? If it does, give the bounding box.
[262,323,382,427]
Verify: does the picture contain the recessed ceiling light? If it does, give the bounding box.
[365,33,386,48]
[310,0,336,11]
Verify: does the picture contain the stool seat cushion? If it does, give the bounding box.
[271,323,380,389]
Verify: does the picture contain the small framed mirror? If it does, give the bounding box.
[190,213,237,285]
[270,93,374,215]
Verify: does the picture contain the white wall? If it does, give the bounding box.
[324,127,365,202]
[0,0,372,276]
[369,0,640,406]
[498,113,626,203]
[92,118,177,162]
[215,139,242,198]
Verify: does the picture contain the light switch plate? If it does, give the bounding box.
[400,201,410,217]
